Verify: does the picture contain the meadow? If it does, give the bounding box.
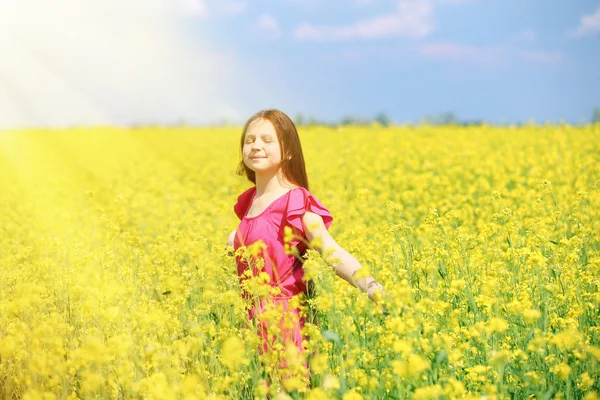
[0,124,599,399]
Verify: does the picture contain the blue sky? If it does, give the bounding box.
[0,0,599,128]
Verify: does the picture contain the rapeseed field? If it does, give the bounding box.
[0,124,599,399]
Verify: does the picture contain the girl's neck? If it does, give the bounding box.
[254,170,296,197]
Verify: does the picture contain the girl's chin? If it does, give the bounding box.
[248,167,280,175]
[245,160,279,169]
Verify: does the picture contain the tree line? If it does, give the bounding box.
[294,107,600,127]
[293,111,483,127]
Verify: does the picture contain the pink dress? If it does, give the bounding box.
[233,186,333,358]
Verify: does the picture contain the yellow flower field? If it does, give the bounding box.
[0,124,599,399]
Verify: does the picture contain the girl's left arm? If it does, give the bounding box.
[302,211,387,302]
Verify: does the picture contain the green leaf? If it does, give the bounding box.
[322,330,341,343]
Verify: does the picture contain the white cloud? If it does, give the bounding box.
[256,14,282,39]
[293,0,434,42]
[215,1,248,16]
[435,0,470,4]
[0,0,241,129]
[569,5,600,37]
[415,41,564,65]
[181,0,209,18]
[180,0,248,18]
[282,0,320,7]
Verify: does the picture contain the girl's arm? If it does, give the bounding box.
[301,211,387,302]
[226,230,236,256]
[227,230,236,247]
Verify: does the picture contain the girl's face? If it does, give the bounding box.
[242,118,284,174]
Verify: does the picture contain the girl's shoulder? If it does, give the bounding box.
[286,186,323,205]
[233,186,257,220]
[286,187,333,232]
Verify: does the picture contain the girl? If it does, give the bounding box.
[227,109,387,388]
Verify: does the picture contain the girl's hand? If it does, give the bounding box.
[369,286,394,317]
[354,273,387,303]
[366,277,385,299]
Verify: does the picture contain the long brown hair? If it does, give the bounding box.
[236,109,310,190]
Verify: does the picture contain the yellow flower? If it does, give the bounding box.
[322,374,340,390]
[487,317,509,334]
[449,279,466,295]
[284,226,295,243]
[550,329,582,351]
[181,375,207,398]
[526,371,541,385]
[552,362,571,380]
[80,370,105,394]
[466,365,491,383]
[311,353,329,375]
[392,339,413,356]
[413,384,443,400]
[490,350,510,370]
[220,336,247,370]
[248,239,267,256]
[578,372,594,391]
[392,354,429,379]
[443,378,466,397]
[283,376,308,393]
[306,388,329,400]
[342,389,363,400]
[315,295,333,310]
[353,265,371,279]
[0,335,17,358]
[527,252,547,267]
[22,390,57,400]
[587,346,600,360]
[523,309,541,324]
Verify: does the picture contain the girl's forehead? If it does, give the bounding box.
[246,118,277,136]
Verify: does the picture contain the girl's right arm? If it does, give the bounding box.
[226,230,236,256]
[227,230,236,247]
[302,212,388,303]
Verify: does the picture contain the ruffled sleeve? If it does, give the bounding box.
[233,187,256,220]
[286,187,333,234]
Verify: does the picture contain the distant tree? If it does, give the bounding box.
[294,113,306,126]
[374,112,390,127]
[340,114,367,126]
[341,115,355,126]
[460,119,485,126]
[592,107,600,123]
[307,116,320,126]
[439,111,458,125]
[424,111,459,125]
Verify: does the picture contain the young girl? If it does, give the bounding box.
[227,109,386,387]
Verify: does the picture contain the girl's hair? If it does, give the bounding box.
[236,109,310,190]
